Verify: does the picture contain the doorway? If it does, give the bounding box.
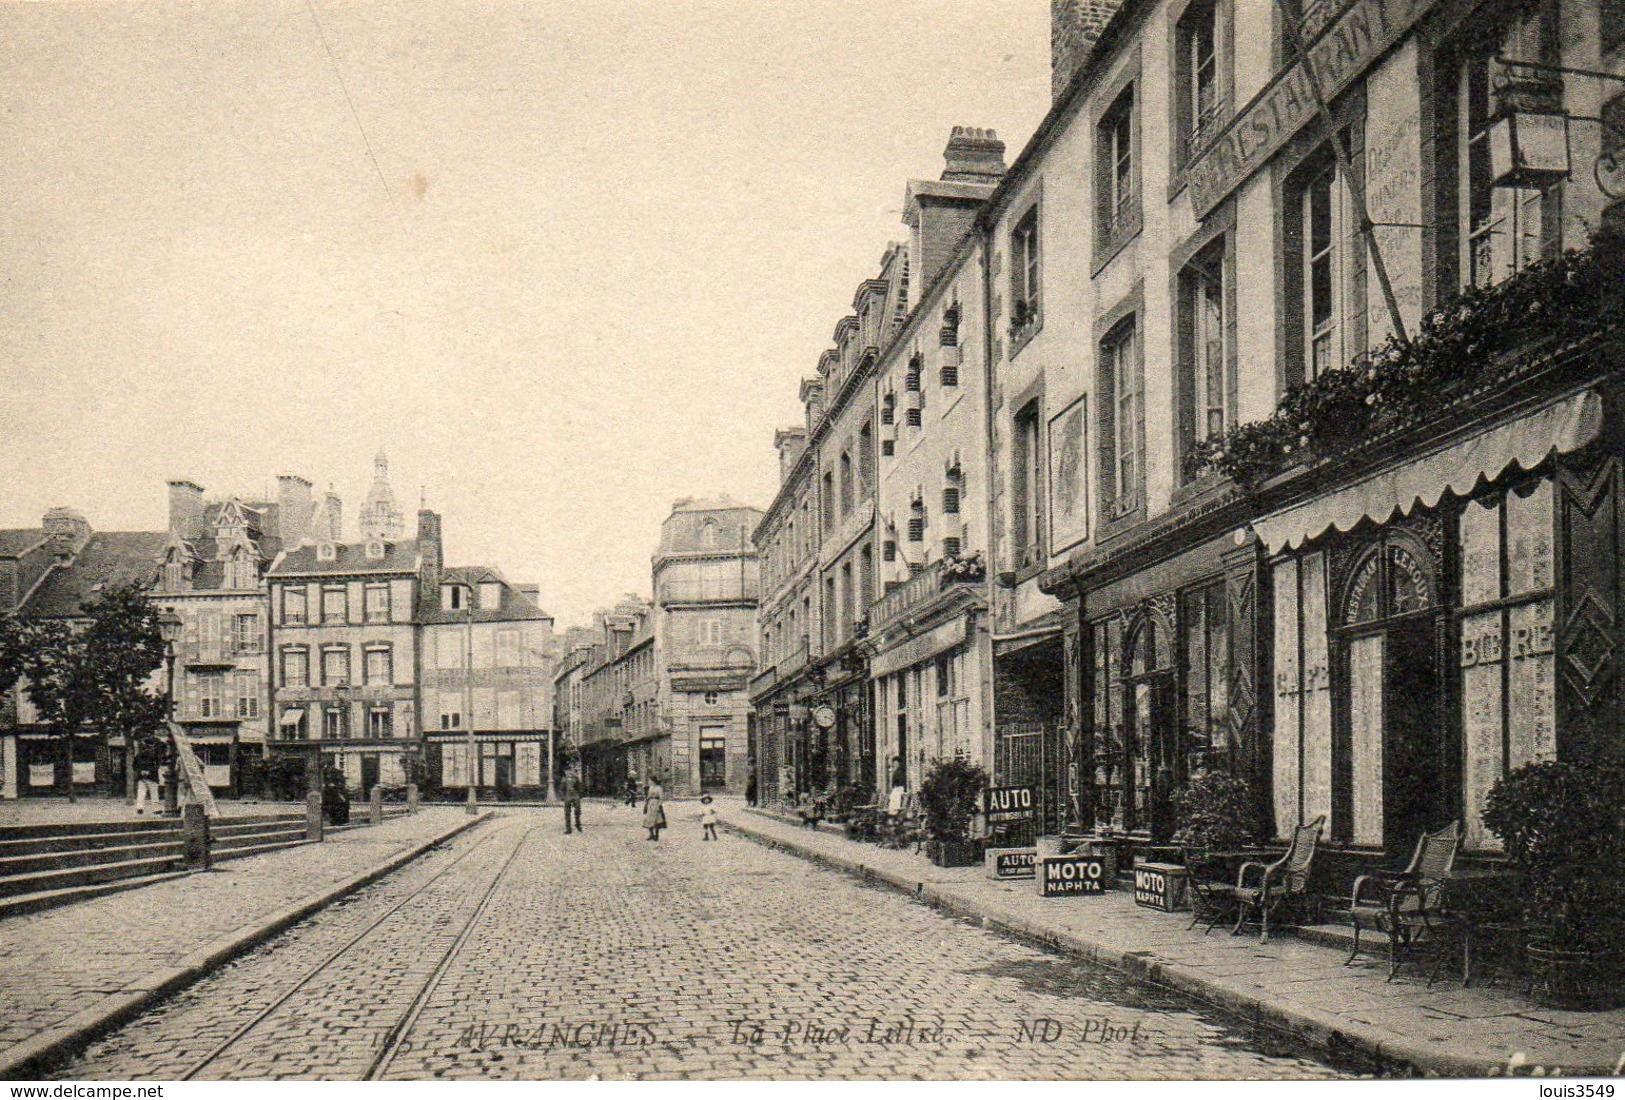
[1337,535,1448,857]
[699,729,727,790]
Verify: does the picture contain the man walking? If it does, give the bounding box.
[561,768,583,834]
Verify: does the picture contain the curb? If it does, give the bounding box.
[724,812,1568,1079]
[0,811,492,1081]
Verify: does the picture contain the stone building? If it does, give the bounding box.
[751,246,908,806]
[267,496,427,794]
[870,130,1001,801]
[655,497,761,796]
[420,565,556,800]
[150,477,304,794]
[0,509,166,798]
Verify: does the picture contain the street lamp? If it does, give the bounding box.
[157,610,182,816]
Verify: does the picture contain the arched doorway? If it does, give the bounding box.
[1334,533,1448,856]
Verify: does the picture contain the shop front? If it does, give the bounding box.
[1255,382,1609,885]
[1044,491,1270,873]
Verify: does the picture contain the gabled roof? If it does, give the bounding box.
[421,566,551,624]
[22,532,168,619]
[270,539,421,577]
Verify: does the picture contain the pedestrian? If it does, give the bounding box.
[642,776,666,841]
[623,775,639,808]
[134,744,160,815]
[744,771,758,807]
[699,793,719,841]
[886,755,907,816]
[561,769,583,834]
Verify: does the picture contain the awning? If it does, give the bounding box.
[1253,389,1603,555]
[279,709,304,727]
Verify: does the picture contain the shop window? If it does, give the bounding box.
[1180,581,1231,773]
[1458,480,1555,849]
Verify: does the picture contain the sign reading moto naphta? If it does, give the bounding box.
[1185,0,1432,218]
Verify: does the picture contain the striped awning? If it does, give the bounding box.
[1254,389,1602,555]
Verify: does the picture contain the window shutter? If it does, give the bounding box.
[942,486,960,514]
[940,363,958,387]
[907,517,924,542]
[943,536,962,557]
[906,406,922,428]
[882,439,895,456]
[883,540,897,562]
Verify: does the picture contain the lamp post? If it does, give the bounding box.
[157,610,182,816]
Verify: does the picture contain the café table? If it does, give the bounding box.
[1435,868,1525,987]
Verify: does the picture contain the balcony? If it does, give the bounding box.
[656,579,760,604]
[869,554,986,633]
[179,641,245,668]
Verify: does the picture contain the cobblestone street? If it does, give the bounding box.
[53,807,1361,1080]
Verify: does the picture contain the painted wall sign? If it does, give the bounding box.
[985,846,1038,880]
[1187,0,1434,217]
[984,785,1036,822]
[1036,854,1108,896]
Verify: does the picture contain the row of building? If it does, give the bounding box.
[0,453,558,800]
[551,498,762,799]
[749,0,1625,886]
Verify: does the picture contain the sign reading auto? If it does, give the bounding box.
[983,785,1035,823]
[1186,0,1434,218]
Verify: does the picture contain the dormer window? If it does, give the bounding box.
[317,542,337,562]
[480,581,503,610]
[367,539,386,561]
[443,583,468,611]
[227,549,257,589]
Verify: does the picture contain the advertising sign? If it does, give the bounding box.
[983,785,1035,823]
[985,847,1038,880]
[1036,854,1108,897]
[1132,863,1189,912]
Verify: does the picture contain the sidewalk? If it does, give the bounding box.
[0,798,310,827]
[0,806,487,1080]
[723,803,1625,1078]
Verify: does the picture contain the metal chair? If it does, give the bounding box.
[1231,815,1326,943]
[1346,820,1460,980]
[1183,848,1240,933]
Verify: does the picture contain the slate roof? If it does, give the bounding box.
[22,532,168,619]
[270,539,422,577]
[419,566,551,624]
[0,531,46,557]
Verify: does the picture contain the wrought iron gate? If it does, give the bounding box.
[992,721,1068,842]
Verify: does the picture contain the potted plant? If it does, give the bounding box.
[1482,761,1625,1009]
[918,757,988,867]
[1171,767,1256,852]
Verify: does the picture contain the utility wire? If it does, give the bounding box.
[304,0,405,229]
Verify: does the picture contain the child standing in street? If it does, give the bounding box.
[699,794,719,841]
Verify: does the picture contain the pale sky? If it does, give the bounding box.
[0,0,1051,629]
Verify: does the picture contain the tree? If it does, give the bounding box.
[76,583,167,801]
[10,583,166,802]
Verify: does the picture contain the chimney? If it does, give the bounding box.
[517,583,541,604]
[277,475,313,545]
[903,128,1006,290]
[774,427,808,485]
[167,480,206,541]
[41,507,91,564]
[1052,0,1121,101]
[417,509,443,595]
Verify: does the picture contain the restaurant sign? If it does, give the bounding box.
[1186,0,1432,217]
